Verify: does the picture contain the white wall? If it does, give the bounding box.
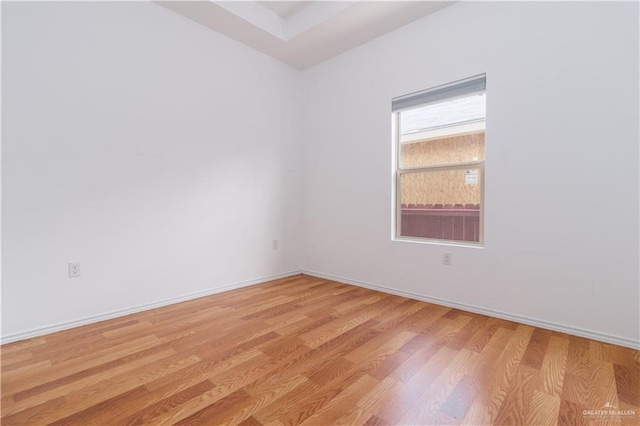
[301,2,640,346]
[2,2,302,338]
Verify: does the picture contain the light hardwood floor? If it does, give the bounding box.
[1,274,639,425]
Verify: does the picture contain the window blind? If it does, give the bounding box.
[392,74,486,112]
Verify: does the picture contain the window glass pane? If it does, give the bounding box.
[400,131,485,168]
[399,168,482,243]
[400,93,486,133]
[398,92,486,168]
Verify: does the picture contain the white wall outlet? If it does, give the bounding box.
[272,240,278,250]
[442,252,452,266]
[68,262,81,277]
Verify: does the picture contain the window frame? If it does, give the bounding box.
[392,75,486,246]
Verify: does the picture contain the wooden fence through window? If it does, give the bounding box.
[400,204,480,242]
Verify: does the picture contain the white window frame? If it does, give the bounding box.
[392,74,486,246]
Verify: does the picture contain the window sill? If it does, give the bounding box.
[392,236,484,249]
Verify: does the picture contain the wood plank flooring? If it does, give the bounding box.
[2,274,639,425]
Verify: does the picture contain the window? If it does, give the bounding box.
[393,75,486,245]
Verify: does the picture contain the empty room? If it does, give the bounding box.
[1,1,639,425]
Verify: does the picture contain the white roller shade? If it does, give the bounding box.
[392,74,486,112]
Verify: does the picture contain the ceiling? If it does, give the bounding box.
[157,1,454,70]
[259,1,313,19]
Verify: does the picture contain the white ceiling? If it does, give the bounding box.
[157,1,454,69]
[259,1,314,19]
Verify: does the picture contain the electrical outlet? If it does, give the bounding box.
[272,240,278,250]
[68,262,81,277]
[442,252,452,266]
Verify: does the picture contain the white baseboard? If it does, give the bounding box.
[1,270,302,345]
[302,269,640,350]
[5,269,637,350]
